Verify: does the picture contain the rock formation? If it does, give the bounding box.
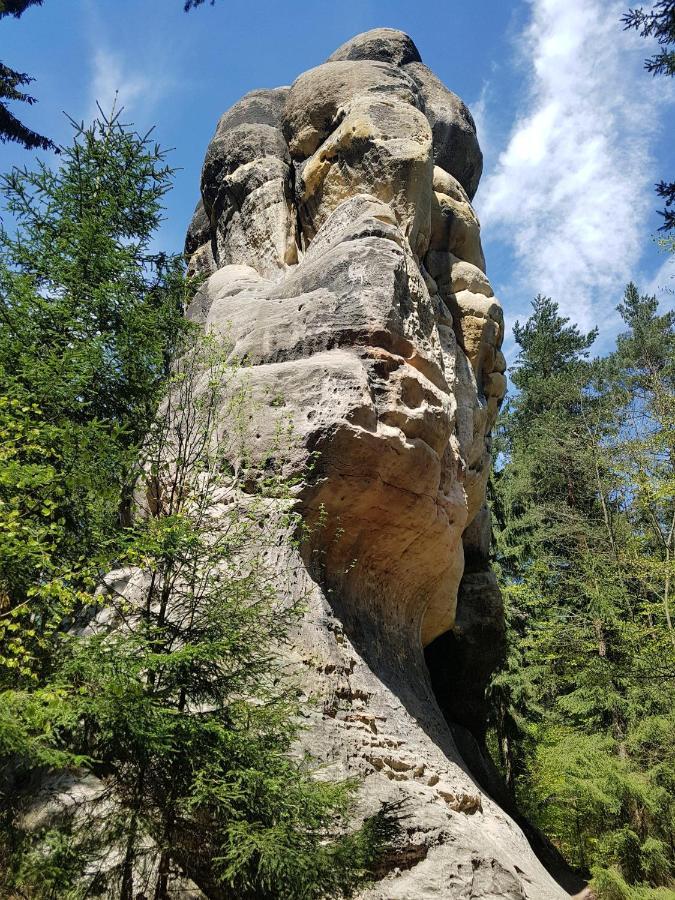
[184,28,570,899]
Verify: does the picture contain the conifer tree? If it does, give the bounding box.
[0,108,187,681]
[489,292,675,897]
[0,0,54,151]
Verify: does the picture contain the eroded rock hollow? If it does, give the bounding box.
[185,28,568,899]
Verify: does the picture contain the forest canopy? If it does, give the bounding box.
[488,288,675,897]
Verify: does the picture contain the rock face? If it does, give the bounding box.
[185,29,568,899]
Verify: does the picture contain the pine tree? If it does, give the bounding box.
[489,292,675,897]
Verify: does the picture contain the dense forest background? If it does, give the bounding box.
[484,6,675,897]
[486,288,675,898]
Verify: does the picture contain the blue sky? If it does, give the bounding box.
[3,0,674,356]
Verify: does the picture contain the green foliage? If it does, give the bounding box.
[0,110,390,892]
[623,2,675,230]
[0,107,188,684]
[0,337,390,898]
[591,864,675,900]
[489,288,675,896]
[623,2,675,79]
[0,1,53,151]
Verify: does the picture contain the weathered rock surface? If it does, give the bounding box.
[180,28,572,900]
[405,64,483,200]
[199,86,296,278]
[328,28,422,66]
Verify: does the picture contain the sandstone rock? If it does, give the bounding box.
[186,241,215,279]
[45,28,571,900]
[282,60,423,159]
[281,60,432,253]
[184,199,216,278]
[428,172,486,269]
[184,198,211,257]
[328,28,423,66]
[198,87,297,278]
[406,62,483,200]
[448,255,493,296]
[325,31,482,201]
[186,262,264,325]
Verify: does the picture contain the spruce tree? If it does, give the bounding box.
[0,108,187,682]
[0,0,54,151]
[489,292,675,897]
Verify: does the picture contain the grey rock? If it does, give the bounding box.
[327,27,422,66]
[215,85,288,132]
[33,28,570,900]
[281,59,424,158]
[198,88,297,278]
[406,61,483,200]
[184,198,210,258]
[427,568,505,741]
[186,241,215,279]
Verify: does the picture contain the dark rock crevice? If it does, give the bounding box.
[424,559,587,897]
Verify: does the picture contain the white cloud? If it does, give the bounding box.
[89,47,172,121]
[646,252,675,302]
[470,82,491,162]
[478,0,673,334]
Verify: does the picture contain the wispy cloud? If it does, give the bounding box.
[646,251,675,302]
[470,81,491,163]
[478,0,673,334]
[89,46,174,122]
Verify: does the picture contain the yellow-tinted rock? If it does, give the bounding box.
[174,29,567,900]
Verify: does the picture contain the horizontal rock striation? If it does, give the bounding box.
[184,27,570,899]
